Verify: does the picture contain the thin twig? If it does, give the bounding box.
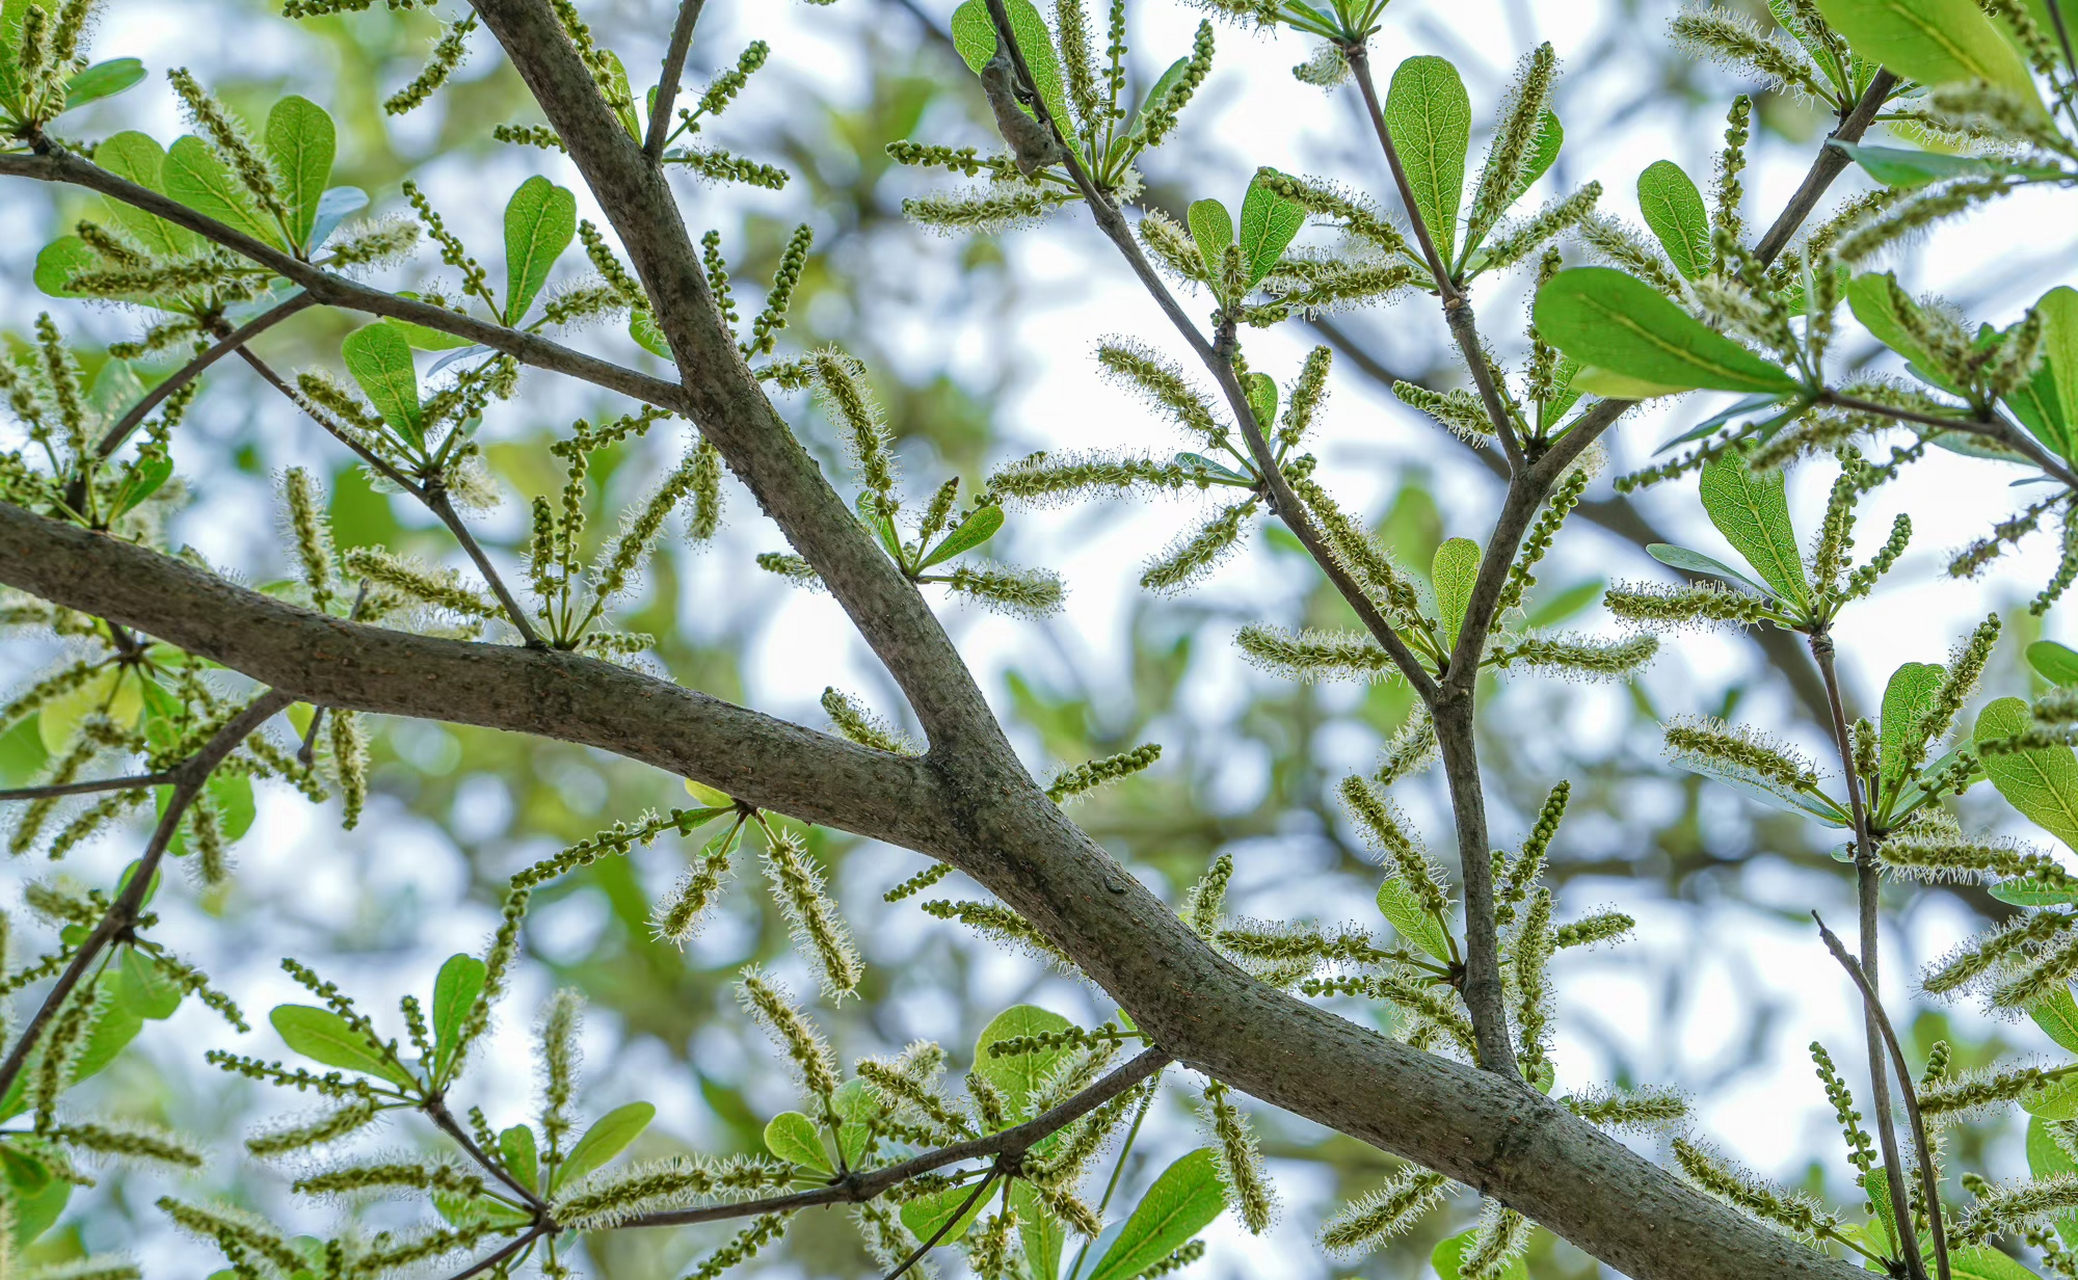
[1755,70,1898,265]
[884,1168,998,1280]
[0,689,292,1101]
[1810,637,1927,1280]
[437,1224,548,1280]
[424,484,547,648]
[1819,391,2078,490]
[0,771,172,801]
[619,1047,1167,1230]
[94,292,315,463]
[644,0,707,163]
[1342,43,1525,473]
[1814,912,1950,1280]
[427,1094,551,1214]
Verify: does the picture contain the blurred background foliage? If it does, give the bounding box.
[6,0,2075,1276]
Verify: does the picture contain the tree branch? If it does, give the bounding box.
[644,0,707,163]
[619,1047,1167,1230]
[0,151,684,414]
[93,291,316,465]
[1754,70,1899,266]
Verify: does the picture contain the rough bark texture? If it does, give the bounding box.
[0,3,1879,1276]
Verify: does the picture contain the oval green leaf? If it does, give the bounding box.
[1376,878,1454,962]
[269,1004,416,1090]
[265,95,336,250]
[341,322,424,448]
[1811,0,2045,118]
[500,1123,539,1191]
[2031,640,2078,689]
[900,1177,992,1245]
[1238,173,1304,287]
[117,947,182,1020]
[1431,536,1480,650]
[920,503,1004,569]
[430,952,486,1078]
[1187,197,1232,283]
[1645,543,1772,597]
[1637,160,1710,281]
[1384,55,1470,264]
[1978,696,2078,851]
[763,1110,832,1172]
[553,1101,655,1191]
[502,175,578,324]
[1879,661,1946,786]
[974,1004,1073,1122]
[1534,268,1802,396]
[1698,451,1809,606]
[1084,1147,1227,1280]
[63,58,146,112]
[164,134,283,250]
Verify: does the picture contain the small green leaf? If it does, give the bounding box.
[164,134,283,249]
[1011,1182,1066,1280]
[1811,0,2045,118]
[383,316,474,352]
[1832,141,2040,188]
[974,1005,1073,1122]
[763,1111,831,1172]
[1187,198,1233,285]
[1948,1246,2048,1280]
[1636,160,1710,281]
[502,175,578,324]
[62,58,146,112]
[2033,987,2078,1053]
[2030,1113,2078,1176]
[1991,878,2078,906]
[1645,543,1772,597]
[308,185,368,250]
[830,1078,882,1168]
[1879,661,1946,787]
[919,504,1004,569]
[1084,1148,1227,1280]
[3,1148,70,1247]
[1978,696,2078,851]
[112,454,173,518]
[264,96,336,250]
[269,1005,417,1090]
[429,953,485,1079]
[900,1178,992,1245]
[1384,55,1470,265]
[1126,56,1191,140]
[1237,171,1305,286]
[96,132,201,259]
[1509,110,1563,207]
[630,309,671,358]
[499,1124,539,1191]
[1430,536,1480,649]
[1697,452,1808,606]
[2031,641,2078,688]
[341,323,424,448]
[1534,268,1802,396]
[554,1101,655,1191]
[1376,879,1453,962]
[1433,1227,1529,1280]
[1244,372,1277,428]
[117,947,181,1021]
[1864,1167,1901,1252]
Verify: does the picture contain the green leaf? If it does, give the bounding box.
[1011,1182,1065,1280]
[1534,268,1802,396]
[1845,272,1958,393]
[1879,662,1946,787]
[2030,1113,2078,1176]
[1187,197,1233,285]
[554,1101,655,1191]
[2040,285,2078,458]
[1673,753,1854,826]
[112,454,173,518]
[973,1004,1073,1122]
[63,58,146,112]
[1992,878,2078,905]
[1384,55,1470,265]
[1811,0,2045,117]
[341,323,424,449]
[264,96,335,250]
[1430,536,1480,649]
[630,309,671,358]
[919,504,1004,569]
[1433,1227,1529,1280]
[309,185,368,250]
[2027,1073,2078,1119]
[164,134,283,250]
[1523,577,1604,629]
[1126,56,1191,140]
[1978,696,2078,851]
[1377,878,1453,961]
[269,1005,417,1090]
[429,953,485,1079]
[1508,110,1563,209]
[900,1178,992,1244]
[1697,452,1809,606]
[500,1124,539,1191]
[1636,160,1710,281]
[830,1078,882,1169]
[1237,173,1305,287]
[763,1111,832,1172]
[1864,1167,1901,1252]
[66,982,143,1087]
[502,175,577,324]
[1084,1148,1227,1280]
[383,316,474,352]
[1949,1246,2046,1280]
[1244,372,1277,428]
[3,1148,70,1247]
[1645,543,1773,597]
[1831,141,2042,187]
[95,131,201,258]
[949,0,1072,141]
[2031,641,2078,688]
[2034,986,2078,1053]
[117,947,181,1020]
